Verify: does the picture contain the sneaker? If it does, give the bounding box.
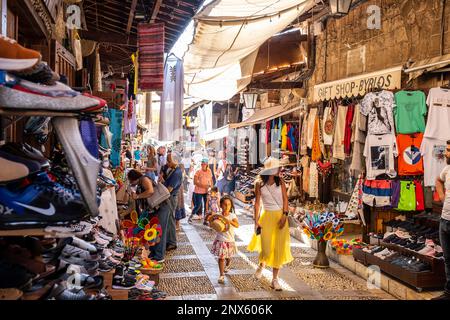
[0,35,41,71]
[112,277,135,290]
[0,181,88,230]
[52,117,101,217]
[218,276,225,284]
[70,236,97,254]
[135,279,156,292]
[0,149,42,183]
[271,279,282,291]
[11,62,58,85]
[60,244,98,261]
[0,143,49,170]
[255,265,264,279]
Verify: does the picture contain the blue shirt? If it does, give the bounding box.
[164,166,183,195]
[134,150,141,160]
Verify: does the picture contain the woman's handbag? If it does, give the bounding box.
[146,182,170,209]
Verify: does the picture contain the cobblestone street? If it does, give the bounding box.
[160,204,396,300]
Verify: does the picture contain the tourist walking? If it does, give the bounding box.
[248,157,293,291]
[433,140,450,300]
[211,195,239,284]
[189,158,213,223]
[159,152,183,252]
[145,145,158,182]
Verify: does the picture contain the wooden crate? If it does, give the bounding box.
[101,270,128,300]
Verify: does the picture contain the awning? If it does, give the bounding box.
[231,101,303,128]
[203,125,231,141]
[183,0,315,101]
[313,66,403,102]
[405,53,450,82]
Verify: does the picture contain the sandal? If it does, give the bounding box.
[140,258,163,271]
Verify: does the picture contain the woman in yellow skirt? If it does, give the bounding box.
[248,157,293,291]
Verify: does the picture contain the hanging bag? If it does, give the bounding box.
[143,166,179,209]
[287,179,300,199]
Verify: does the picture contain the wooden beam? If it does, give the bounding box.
[249,81,304,90]
[126,0,138,35]
[79,30,137,46]
[150,0,163,23]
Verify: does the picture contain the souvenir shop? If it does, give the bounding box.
[302,65,450,291]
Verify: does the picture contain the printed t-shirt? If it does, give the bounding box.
[424,88,450,141]
[322,106,334,146]
[194,168,213,194]
[440,165,450,221]
[397,133,424,176]
[397,181,416,211]
[420,137,447,187]
[363,134,398,180]
[394,91,427,134]
[361,90,395,135]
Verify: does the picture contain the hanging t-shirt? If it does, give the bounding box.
[332,105,347,160]
[287,125,297,152]
[363,134,398,180]
[397,181,416,211]
[281,123,288,151]
[394,91,427,134]
[397,133,424,176]
[311,117,322,162]
[322,106,334,145]
[415,180,425,211]
[301,156,310,193]
[307,108,318,149]
[424,88,450,141]
[420,137,447,187]
[300,115,308,155]
[361,90,395,135]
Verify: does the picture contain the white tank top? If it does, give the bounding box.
[260,183,283,211]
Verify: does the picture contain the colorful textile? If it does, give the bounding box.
[137,23,164,91]
[109,108,123,168]
[212,240,236,259]
[397,181,416,211]
[362,180,392,207]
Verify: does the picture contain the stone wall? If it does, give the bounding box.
[307,0,450,103]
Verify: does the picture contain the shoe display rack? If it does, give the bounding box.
[353,246,445,292]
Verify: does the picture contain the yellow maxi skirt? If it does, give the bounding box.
[247,210,293,269]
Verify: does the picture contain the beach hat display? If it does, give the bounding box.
[259,157,290,176]
[208,214,229,233]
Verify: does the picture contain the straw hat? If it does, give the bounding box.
[208,214,229,233]
[259,157,290,176]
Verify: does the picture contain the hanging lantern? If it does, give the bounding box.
[243,92,258,109]
[329,0,353,16]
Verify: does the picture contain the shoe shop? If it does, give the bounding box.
[1,0,450,310]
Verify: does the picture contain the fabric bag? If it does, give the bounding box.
[147,181,170,209]
[287,179,300,199]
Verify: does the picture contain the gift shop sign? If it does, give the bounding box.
[313,66,402,101]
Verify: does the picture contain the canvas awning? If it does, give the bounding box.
[231,101,303,128]
[183,0,315,101]
[405,53,450,82]
[313,66,403,102]
[203,125,232,142]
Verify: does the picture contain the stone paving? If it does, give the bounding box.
[160,202,396,300]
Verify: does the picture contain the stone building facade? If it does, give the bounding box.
[307,0,450,103]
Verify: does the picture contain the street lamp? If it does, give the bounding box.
[329,0,353,16]
[243,92,258,109]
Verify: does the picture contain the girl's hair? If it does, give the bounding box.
[220,195,235,214]
[210,186,218,193]
[127,169,143,181]
[147,145,156,157]
[257,175,281,187]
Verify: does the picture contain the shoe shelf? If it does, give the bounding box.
[101,270,129,300]
[353,247,446,292]
[380,242,443,264]
[0,228,62,237]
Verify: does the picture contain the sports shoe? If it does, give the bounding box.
[52,117,101,217]
[60,244,98,261]
[94,233,110,246]
[218,276,225,284]
[0,143,49,170]
[11,62,58,85]
[0,149,42,183]
[271,279,282,291]
[112,277,135,290]
[255,265,264,279]
[71,236,97,254]
[0,35,41,71]
[45,221,93,237]
[135,278,156,292]
[0,181,88,229]
[0,85,103,112]
[60,261,99,277]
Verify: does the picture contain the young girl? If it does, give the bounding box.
[211,196,239,284]
[205,186,220,226]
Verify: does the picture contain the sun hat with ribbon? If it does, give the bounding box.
[259,156,290,176]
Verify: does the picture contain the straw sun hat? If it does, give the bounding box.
[208,214,229,233]
[259,157,290,176]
